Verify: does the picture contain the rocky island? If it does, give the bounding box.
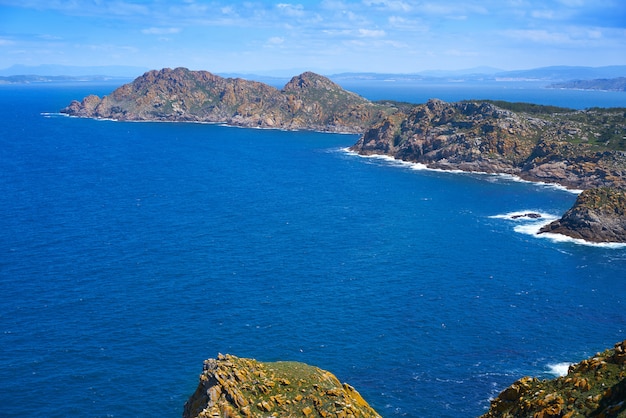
[62,68,626,243]
[61,67,398,133]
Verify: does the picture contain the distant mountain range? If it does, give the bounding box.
[548,77,626,92]
[0,64,149,77]
[1,64,625,86]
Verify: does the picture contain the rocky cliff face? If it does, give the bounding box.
[61,68,394,133]
[350,99,626,190]
[482,340,626,418]
[538,187,626,243]
[183,354,381,418]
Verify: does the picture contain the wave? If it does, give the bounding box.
[40,112,69,118]
[341,149,581,194]
[546,362,573,377]
[492,210,626,249]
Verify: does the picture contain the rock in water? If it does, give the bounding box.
[183,354,381,418]
[539,187,626,243]
[481,340,626,418]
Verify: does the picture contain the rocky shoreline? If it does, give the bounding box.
[62,68,626,243]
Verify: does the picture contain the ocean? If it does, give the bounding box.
[1,81,625,417]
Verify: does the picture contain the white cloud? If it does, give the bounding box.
[142,27,181,35]
[267,36,285,45]
[358,28,386,37]
[531,10,556,19]
[276,3,305,17]
[502,29,571,44]
[362,0,412,12]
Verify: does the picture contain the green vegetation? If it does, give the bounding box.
[467,99,573,114]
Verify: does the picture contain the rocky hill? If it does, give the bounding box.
[183,354,381,418]
[482,340,626,418]
[350,99,626,190]
[61,67,396,133]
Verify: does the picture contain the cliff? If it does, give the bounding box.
[182,354,381,418]
[350,99,626,190]
[350,99,626,243]
[482,340,626,418]
[61,67,396,133]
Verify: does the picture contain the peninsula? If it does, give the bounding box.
[61,68,626,243]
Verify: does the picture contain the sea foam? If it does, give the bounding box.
[547,362,573,377]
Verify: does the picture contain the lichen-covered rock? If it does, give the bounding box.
[539,187,626,243]
[182,354,381,418]
[481,340,626,418]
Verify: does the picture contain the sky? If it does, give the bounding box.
[0,0,625,75]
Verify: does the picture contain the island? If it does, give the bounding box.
[61,67,626,243]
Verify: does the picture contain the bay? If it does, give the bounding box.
[0,82,625,417]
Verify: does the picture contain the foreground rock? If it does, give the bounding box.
[482,340,626,418]
[183,354,381,418]
[61,67,397,133]
[539,187,626,243]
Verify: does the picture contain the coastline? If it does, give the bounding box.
[341,148,626,248]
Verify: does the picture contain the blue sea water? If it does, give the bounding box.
[1,82,625,418]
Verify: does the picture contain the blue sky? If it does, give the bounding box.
[0,0,625,74]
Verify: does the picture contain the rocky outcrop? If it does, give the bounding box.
[481,340,626,418]
[183,354,381,418]
[538,187,626,243]
[61,68,396,133]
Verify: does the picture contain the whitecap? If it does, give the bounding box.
[546,362,573,377]
[497,213,626,248]
[341,150,582,193]
[534,231,626,249]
